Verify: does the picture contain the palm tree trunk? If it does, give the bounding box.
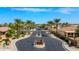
[56,24,58,34]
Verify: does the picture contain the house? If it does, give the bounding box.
[0,27,10,35]
[57,24,78,46]
[58,25,78,37]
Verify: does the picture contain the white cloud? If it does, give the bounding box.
[56,8,74,14]
[12,7,77,14]
[12,8,52,12]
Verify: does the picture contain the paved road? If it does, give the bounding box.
[16,29,66,51]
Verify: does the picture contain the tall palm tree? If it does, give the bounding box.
[25,20,36,35]
[26,20,35,30]
[6,29,16,38]
[47,21,54,28]
[47,21,54,33]
[30,22,36,29]
[15,19,24,30]
[15,19,24,28]
[14,19,24,37]
[54,18,61,33]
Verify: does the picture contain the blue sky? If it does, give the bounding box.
[0,7,79,24]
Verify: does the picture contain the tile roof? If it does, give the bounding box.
[60,25,78,33]
[0,27,9,32]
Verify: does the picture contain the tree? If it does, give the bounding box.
[14,19,24,37]
[0,36,2,39]
[76,25,79,37]
[54,18,61,33]
[47,21,54,33]
[47,21,54,25]
[3,23,8,26]
[47,21,53,26]
[40,24,47,29]
[6,29,16,38]
[62,22,69,27]
[0,24,2,27]
[0,36,2,45]
[25,20,36,30]
[14,19,24,30]
[8,23,15,29]
[25,20,36,34]
[3,38,11,48]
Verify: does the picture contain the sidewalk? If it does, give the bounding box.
[50,34,79,51]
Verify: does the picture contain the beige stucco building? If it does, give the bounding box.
[57,24,79,46]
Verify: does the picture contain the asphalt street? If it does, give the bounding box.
[16,29,66,51]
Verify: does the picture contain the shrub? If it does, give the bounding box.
[21,34,25,37]
[0,36,2,39]
[6,29,16,38]
[3,39,11,46]
[76,28,79,37]
[14,34,20,39]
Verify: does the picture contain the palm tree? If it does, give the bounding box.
[14,19,24,37]
[47,21,53,25]
[54,18,61,33]
[47,21,54,28]
[62,22,69,27]
[47,21,54,33]
[6,29,16,38]
[14,19,24,30]
[25,20,36,34]
[8,23,15,29]
[26,20,32,29]
[26,20,35,30]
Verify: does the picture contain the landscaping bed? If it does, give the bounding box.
[51,31,77,47]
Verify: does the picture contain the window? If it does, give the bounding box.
[68,33,73,37]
